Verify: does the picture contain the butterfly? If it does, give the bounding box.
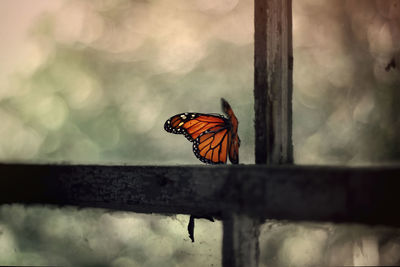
[164,98,240,164]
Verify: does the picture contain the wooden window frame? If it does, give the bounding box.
[1,0,400,266]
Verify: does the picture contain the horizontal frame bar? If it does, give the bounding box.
[1,164,400,226]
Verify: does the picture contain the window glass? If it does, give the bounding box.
[260,220,400,267]
[0,0,254,165]
[0,204,222,266]
[293,0,400,165]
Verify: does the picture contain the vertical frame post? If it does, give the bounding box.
[223,214,261,267]
[254,0,293,164]
[222,0,293,266]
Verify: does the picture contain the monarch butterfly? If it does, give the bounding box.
[164,98,240,164]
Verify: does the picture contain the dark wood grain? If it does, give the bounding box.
[1,163,400,226]
[254,0,293,164]
[248,0,294,265]
[223,214,261,267]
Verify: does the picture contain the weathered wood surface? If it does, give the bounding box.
[223,214,261,267]
[1,163,400,226]
[254,0,293,164]
[249,0,294,265]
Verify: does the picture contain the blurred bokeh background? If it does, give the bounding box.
[1,0,400,266]
[0,0,254,165]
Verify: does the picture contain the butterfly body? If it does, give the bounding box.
[164,98,240,164]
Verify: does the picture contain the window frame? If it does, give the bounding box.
[1,0,400,266]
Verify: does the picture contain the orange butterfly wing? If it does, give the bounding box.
[164,98,240,164]
[164,113,227,142]
[193,128,230,164]
[221,98,240,164]
[228,131,240,164]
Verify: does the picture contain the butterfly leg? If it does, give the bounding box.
[187,214,215,242]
